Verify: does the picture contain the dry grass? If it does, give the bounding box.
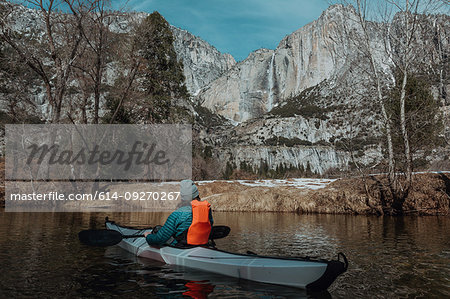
[199,181,313,212]
[305,173,449,215]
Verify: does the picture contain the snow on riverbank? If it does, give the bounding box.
[197,178,336,190]
[195,171,450,191]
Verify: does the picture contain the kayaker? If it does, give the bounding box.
[144,179,213,246]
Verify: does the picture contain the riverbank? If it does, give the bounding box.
[0,159,3,209]
[198,173,450,215]
[0,153,448,215]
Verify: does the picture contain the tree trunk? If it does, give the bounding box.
[356,0,396,189]
[93,28,104,124]
[399,70,412,186]
[94,56,101,124]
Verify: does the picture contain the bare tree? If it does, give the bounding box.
[330,0,445,213]
[101,14,143,124]
[380,0,444,203]
[356,1,397,187]
[71,0,117,124]
[0,0,93,122]
[328,1,397,198]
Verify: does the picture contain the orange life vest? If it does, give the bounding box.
[187,200,211,245]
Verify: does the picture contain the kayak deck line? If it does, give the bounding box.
[185,255,319,261]
[187,255,265,259]
[211,248,330,264]
[104,218,348,291]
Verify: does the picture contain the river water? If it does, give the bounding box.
[0,211,448,298]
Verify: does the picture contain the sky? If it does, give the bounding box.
[116,0,329,61]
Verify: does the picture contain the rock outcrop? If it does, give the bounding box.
[172,27,236,95]
[197,5,358,122]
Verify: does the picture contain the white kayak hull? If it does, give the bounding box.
[105,219,347,290]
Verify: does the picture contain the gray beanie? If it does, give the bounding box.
[180,179,199,201]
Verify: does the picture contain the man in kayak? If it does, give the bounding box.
[144,179,213,246]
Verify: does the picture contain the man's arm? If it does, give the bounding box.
[146,212,178,245]
[209,209,214,226]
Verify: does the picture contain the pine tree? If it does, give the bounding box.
[223,161,234,179]
[135,12,190,123]
[102,92,133,124]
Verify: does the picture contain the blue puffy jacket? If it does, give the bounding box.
[146,205,214,246]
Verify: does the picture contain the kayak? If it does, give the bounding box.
[105,218,348,291]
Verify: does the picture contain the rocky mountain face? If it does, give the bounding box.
[172,27,236,95]
[199,78,384,175]
[197,5,362,122]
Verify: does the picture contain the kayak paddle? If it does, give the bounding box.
[209,225,231,239]
[79,225,231,247]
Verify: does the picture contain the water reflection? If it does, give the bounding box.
[0,212,448,298]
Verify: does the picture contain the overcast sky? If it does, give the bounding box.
[117,0,329,61]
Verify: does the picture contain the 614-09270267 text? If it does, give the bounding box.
[9,191,181,201]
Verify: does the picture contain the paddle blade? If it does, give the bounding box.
[210,226,230,239]
[78,229,123,247]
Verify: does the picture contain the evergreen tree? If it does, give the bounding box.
[387,71,443,169]
[305,162,312,177]
[223,161,234,179]
[258,159,269,177]
[102,92,133,124]
[135,11,190,123]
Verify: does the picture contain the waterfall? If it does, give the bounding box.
[267,52,275,112]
